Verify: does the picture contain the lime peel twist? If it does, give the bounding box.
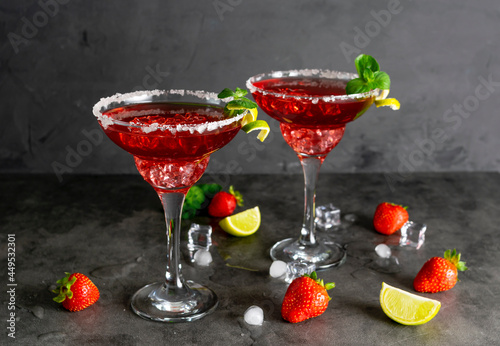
[218,88,270,141]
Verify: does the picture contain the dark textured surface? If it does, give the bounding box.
[2,0,500,175]
[1,173,499,345]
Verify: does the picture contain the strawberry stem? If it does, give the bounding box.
[304,272,335,291]
[53,272,77,303]
[229,185,244,207]
[444,249,468,272]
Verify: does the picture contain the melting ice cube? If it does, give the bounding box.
[188,223,212,262]
[193,249,213,266]
[375,244,392,258]
[188,223,212,250]
[269,260,288,278]
[285,261,316,283]
[244,306,264,326]
[315,203,341,230]
[399,221,426,249]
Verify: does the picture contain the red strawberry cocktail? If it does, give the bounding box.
[93,89,247,322]
[247,70,378,269]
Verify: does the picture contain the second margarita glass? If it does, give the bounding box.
[247,69,379,269]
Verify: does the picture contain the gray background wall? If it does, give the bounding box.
[2,0,500,182]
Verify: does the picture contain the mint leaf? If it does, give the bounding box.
[355,54,380,76]
[346,78,370,94]
[373,71,390,90]
[218,87,248,100]
[234,87,248,98]
[347,54,391,94]
[217,88,235,99]
[227,99,257,109]
[182,185,206,219]
[362,69,375,82]
[198,183,222,198]
[219,87,258,117]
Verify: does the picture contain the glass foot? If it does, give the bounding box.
[270,238,347,270]
[131,281,218,322]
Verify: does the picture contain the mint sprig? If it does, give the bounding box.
[182,183,223,219]
[346,54,391,95]
[218,87,258,116]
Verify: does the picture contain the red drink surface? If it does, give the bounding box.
[101,102,241,161]
[251,77,374,158]
[252,77,374,128]
[99,102,241,191]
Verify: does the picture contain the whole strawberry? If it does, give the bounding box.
[414,249,468,293]
[208,185,243,217]
[373,202,409,235]
[53,272,100,311]
[281,272,335,323]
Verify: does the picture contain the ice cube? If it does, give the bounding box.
[188,223,212,251]
[285,261,316,283]
[375,244,391,258]
[244,306,264,326]
[399,221,426,249]
[269,260,287,278]
[193,249,213,266]
[315,203,341,230]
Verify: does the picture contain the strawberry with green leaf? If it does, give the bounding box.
[53,272,100,312]
[414,249,468,293]
[281,272,335,323]
[182,183,223,219]
[208,185,243,218]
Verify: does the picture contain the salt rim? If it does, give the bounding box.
[245,69,379,102]
[92,89,246,135]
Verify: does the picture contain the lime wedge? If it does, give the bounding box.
[241,120,270,142]
[374,98,400,110]
[380,282,441,325]
[219,206,261,237]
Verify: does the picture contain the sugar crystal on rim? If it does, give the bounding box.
[93,89,245,134]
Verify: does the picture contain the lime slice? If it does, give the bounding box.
[241,120,270,142]
[219,206,261,237]
[380,282,441,325]
[374,98,400,110]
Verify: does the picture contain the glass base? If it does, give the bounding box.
[270,238,347,270]
[131,281,218,322]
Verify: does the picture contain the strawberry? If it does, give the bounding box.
[208,185,243,217]
[53,272,100,311]
[414,249,468,293]
[373,202,409,235]
[281,271,335,323]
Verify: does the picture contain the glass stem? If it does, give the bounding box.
[158,192,189,294]
[298,156,322,247]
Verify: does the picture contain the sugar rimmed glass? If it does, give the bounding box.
[247,69,378,269]
[93,89,246,322]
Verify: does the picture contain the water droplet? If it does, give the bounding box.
[31,305,44,319]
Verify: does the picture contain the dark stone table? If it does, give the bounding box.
[1,173,499,345]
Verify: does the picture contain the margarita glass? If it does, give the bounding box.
[247,70,378,269]
[93,89,248,322]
